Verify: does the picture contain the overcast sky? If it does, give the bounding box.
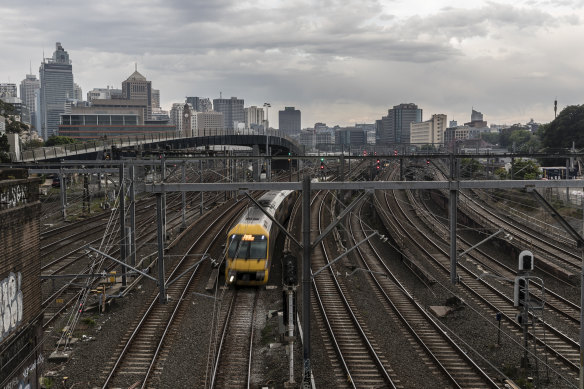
[1,0,583,129]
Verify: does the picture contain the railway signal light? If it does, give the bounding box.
[518,250,534,271]
[394,150,398,156]
[320,161,324,170]
[376,159,380,170]
[426,159,430,165]
[513,277,527,307]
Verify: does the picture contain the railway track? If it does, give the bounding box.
[309,189,398,388]
[347,199,502,388]
[208,288,258,389]
[99,199,245,388]
[375,173,581,386]
[410,188,582,327]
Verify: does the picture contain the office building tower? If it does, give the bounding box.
[213,97,244,130]
[464,109,488,128]
[244,106,265,130]
[186,96,212,112]
[0,83,17,99]
[380,103,422,144]
[410,114,447,146]
[122,67,152,120]
[73,83,83,101]
[152,89,160,109]
[335,127,367,146]
[279,107,301,135]
[87,87,122,102]
[196,111,224,136]
[39,42,75,139]
[20,75,40,127]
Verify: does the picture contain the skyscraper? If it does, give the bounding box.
[213,97,244,130]
[20,75,40,127]
[152,89,160,109]
[186,97,212,112]
[279,107,301,135]
[380,103,422,144]
[39,42,74,139]
[73,83,83,101]
[122,67,152,120]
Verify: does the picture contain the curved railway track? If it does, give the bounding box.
[375,168,581,385]
[348,199,501,388]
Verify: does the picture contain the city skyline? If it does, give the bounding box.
[1,0,583,129]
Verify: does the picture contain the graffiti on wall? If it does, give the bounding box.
[0,272,23,342]
[2,354,43,389]
[0,184,29,211]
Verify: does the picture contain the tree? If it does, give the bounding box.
[22,138,44,150]
[540,104,584,150]
[45,135,76,147]
[480,132,500,145]
[0,134,10,162]
[511,158,540,180]
[460,158,483,178]
[0,99,29,134]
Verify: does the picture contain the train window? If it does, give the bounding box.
[228,235,267,259]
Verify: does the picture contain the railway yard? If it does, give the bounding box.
[3,155,584,388]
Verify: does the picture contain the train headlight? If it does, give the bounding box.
[228,271,236,284]
[255,271,265,281]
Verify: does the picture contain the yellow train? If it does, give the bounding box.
[225,190,297,286]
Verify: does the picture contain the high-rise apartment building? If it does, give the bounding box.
[380,103,422,144]
[279,107,301,135]
[20,75,40,127]
[244,106,265,130]
[186,97,212,112]
[39,42,74,139]
[410,114,447,146]
[122,68,152,120]
[0,83,17,99]
[213,97,244,130]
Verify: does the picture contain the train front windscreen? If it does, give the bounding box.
[228,234,268,259]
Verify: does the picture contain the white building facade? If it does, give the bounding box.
[410,114,447,146]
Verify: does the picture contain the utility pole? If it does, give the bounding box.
[449,154,458,285]
[129,164,136,267]
[119,163,127,287]
[59,167,67,220]
[302,177,312,388]
[181,162,186,231]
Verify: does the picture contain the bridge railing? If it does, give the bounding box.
[12,128,299,162]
